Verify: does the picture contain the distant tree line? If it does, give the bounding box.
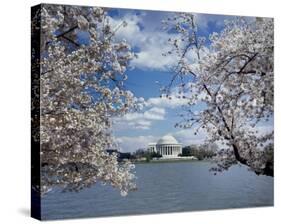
[106,148,162,162]
[133,143,218,161]
[179,143,218,160]
[107,143,218,163]
[133,149,162,162]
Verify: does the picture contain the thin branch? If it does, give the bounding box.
[56,25,78,39]
[61,35,80,47]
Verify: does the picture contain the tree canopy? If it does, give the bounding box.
[33,4,138,196]
[162,14,273,176]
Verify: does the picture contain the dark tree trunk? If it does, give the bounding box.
[232,143,274,177]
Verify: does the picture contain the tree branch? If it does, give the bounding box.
[56,25,78,38]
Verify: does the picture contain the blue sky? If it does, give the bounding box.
[101,8,269,152]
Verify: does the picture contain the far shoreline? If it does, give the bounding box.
[132,158,212,164]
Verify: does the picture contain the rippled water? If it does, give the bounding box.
[41,161,273,220]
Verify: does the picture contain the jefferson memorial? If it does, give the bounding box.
[148,135,182,158]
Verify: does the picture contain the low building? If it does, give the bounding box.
[148,135,182,158]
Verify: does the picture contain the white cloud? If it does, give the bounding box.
[120,107,165,121]
[146,95,187,108]
[108,11,229,71]
[143,107,165,120]
[172,128,207,146]
[108,11,250,71]
[145,86,197,109]
[108,13,183,71]
[132,48,175,71]
[113,87,194,131]
[193,13,236,31]
[108,13,142,46]
[112,86,194,132]
[116,135,159,152]
[113,106,166,130]
[128,120,151,130]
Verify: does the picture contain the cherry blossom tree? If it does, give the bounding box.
[32,4,138,196]
[162,14,273,176]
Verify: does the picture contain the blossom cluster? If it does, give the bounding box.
[163,14,274,176]
[33,4,137,195]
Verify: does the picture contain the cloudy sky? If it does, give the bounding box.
[104,8,267,152]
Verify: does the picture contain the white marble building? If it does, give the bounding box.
[148,135,182,158]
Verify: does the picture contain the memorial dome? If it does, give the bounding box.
[157,135,179,145]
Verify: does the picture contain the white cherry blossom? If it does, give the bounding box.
[32,4,137,195]
[163,14,273,176]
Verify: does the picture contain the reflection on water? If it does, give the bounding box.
[41,161,273,220]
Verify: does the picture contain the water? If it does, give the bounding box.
[41,161,273,220]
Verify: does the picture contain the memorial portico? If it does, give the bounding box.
[148,135,182,158]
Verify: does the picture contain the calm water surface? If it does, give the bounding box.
[41,161,273,220]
